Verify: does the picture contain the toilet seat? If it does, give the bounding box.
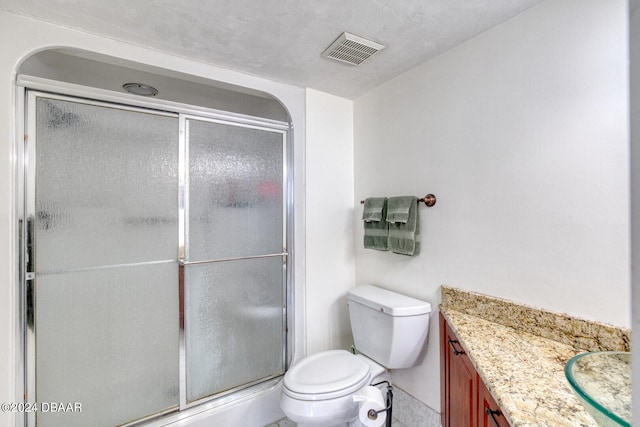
[283,350,371,401]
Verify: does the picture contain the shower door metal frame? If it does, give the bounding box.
[17,81,293,427]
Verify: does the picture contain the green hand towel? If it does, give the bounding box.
[386,196,414,223]
[362,197,386,222]
[363,197,389,251]
[387,196,420,256]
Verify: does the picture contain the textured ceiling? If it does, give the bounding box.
[0,0,545,99]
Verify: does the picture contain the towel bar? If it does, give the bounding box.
[360,194,436,207]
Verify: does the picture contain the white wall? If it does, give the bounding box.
[0,12,307,426]
[629,0,639,425]
[304,89,355,356]
[354,0,629,411]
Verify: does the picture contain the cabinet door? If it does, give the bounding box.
[441,314,477,427]
[478,377,511,427]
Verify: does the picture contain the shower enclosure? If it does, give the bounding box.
[20,90,290,426]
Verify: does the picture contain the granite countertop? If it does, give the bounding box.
[440,287,631,427]
[441,308,597,427]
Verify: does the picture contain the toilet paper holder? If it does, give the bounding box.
[368,381,393,426]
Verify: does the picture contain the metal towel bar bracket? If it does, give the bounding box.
[360,194,436,207]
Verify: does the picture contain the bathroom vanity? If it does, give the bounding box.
[439,286,630,427]
[440,313,510,427]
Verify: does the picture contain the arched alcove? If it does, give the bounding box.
[18,48,290,122]
[16,46,296,426]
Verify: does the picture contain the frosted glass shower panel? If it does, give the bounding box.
[184,256,285,402]
[35,263,180,427]
[32,96,180,426]
[187,119,284,260]
[35,98,179,272]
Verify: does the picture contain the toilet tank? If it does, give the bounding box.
[347,284,432,369]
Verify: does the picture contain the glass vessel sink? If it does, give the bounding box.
[565,351,631,427]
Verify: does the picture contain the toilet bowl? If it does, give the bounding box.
[280,350,386,427]
[280,284,432,426]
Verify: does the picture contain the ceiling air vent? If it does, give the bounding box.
[322,32,385,66]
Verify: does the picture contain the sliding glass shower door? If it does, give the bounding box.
[31,96,180,427]
[25,92,288,426]
[183,118,286,404]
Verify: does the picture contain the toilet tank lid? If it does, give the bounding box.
[347,284,432,316]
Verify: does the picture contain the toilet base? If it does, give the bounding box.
[295,417,366,427]
[280,390,359,426]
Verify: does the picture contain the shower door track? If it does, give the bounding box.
[17,75,290,132]
[17,83,292,427]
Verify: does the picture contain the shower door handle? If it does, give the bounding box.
[178,262,185,329]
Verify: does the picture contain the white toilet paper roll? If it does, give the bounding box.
[353,385,387,427]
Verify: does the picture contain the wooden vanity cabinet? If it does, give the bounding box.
[440,313,511,427]
[440,312,476,426]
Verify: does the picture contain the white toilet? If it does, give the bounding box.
[280,284,432,427]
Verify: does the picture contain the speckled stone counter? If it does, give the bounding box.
[440,286,631,427]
